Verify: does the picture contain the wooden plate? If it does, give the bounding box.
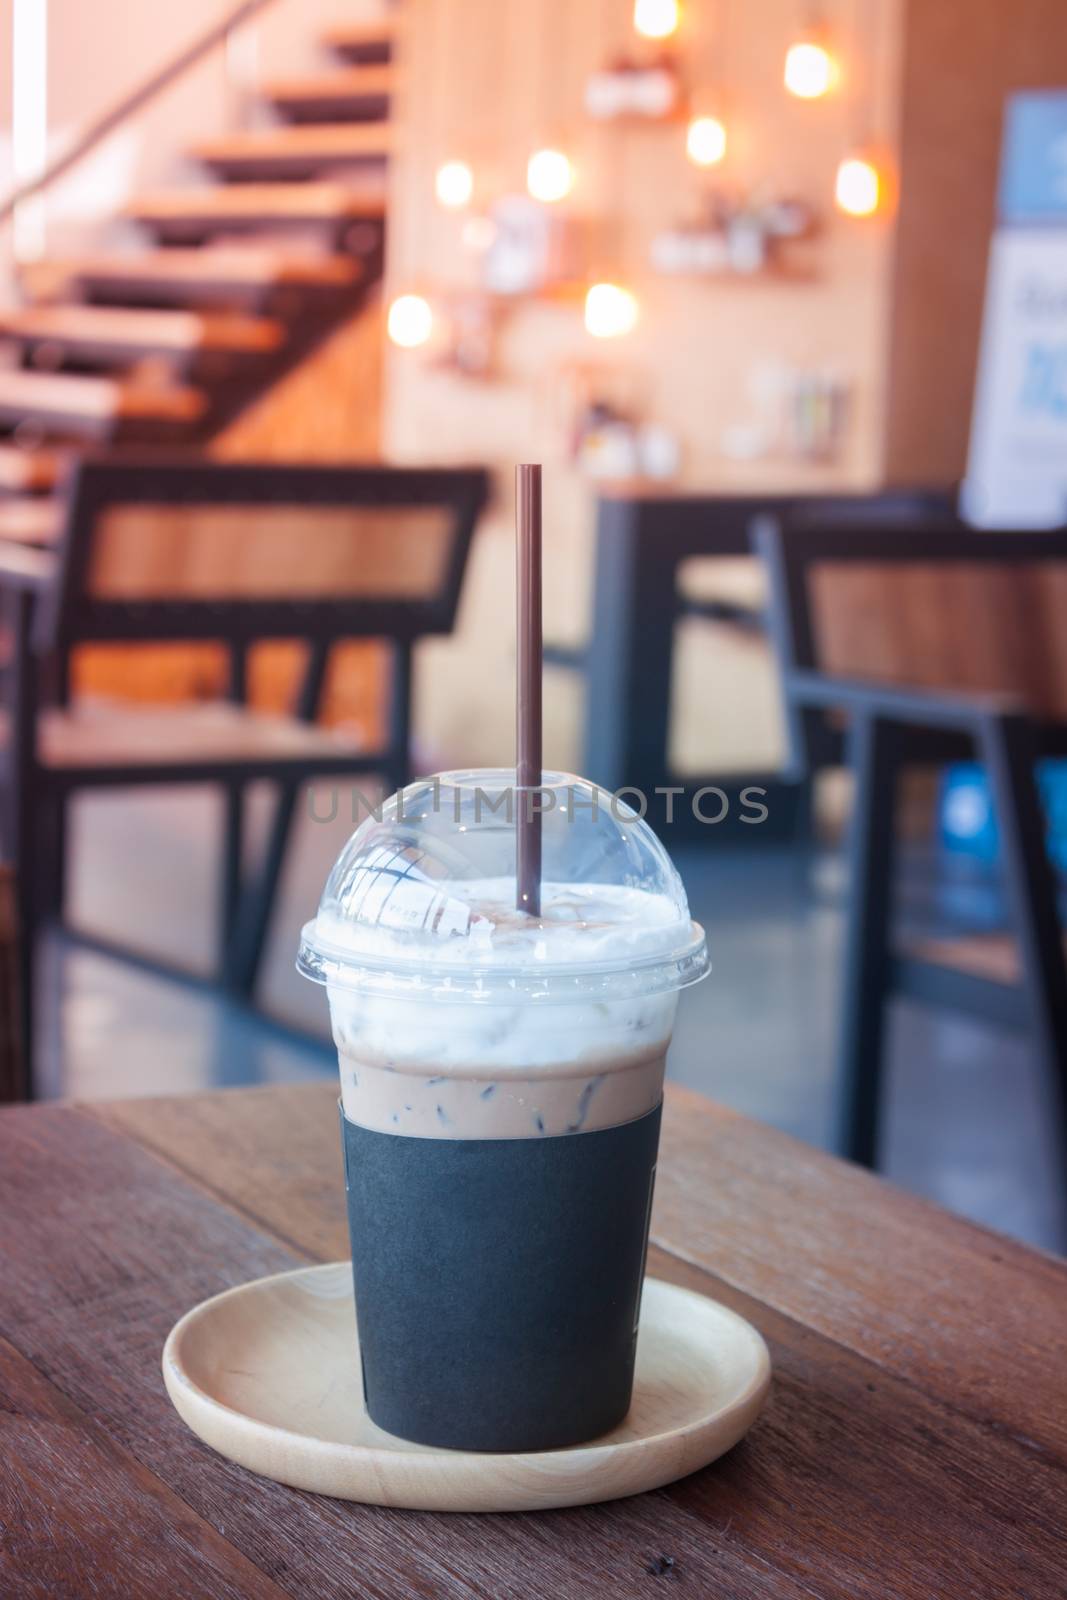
[162,1264,771,1513]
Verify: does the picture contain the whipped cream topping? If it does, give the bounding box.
[311,878,698,978]
[318,881,691,1093]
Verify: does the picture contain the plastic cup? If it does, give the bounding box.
[298,768,709,1452]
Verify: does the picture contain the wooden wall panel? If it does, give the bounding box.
[384,0,902,491]
[214,296,388,737]
[379,0,904,771]
[211,296,383,463]
[885,0,1067,485]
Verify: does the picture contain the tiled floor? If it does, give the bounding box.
[38,783,1066,1255]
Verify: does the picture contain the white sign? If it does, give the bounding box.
[964,229,1067,527]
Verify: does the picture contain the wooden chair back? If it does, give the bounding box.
[36,458,489,651]
[757,518,1067,723]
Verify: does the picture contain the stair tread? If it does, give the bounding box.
[0,495,63,545]
[263,64,394,104]
[0,444,61,493]
[321,20,396,53]
[0,369,205,423]
[128,180,387,225]
[0,304,284,354]
[27,247,362,296]
[191,123,391,164]
[0,539,55,585]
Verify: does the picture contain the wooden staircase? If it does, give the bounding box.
[23,247,364,310]
[263,65,394,123]
[320,23,396,63]
[0,13,395,542]
[0,443,61,493]
[0,305,285,368]
[0,369,205,440]
[191,122,392,180]
[126,180,388,243]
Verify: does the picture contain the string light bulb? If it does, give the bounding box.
[387,293,434,349]
[784,38,838,99]
[435,160,473,209]
[686,115,727,167]
[527,147,573,203]
[585,282,639,339]
[633,0,681,39]
[835,155,881,217]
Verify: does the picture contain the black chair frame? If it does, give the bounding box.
[1,455,489,1097]
[754,514,1067,1172]
[568,488,954,836]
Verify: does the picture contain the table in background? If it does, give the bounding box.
[0,1082,1064,1598]
[565,487,955,838]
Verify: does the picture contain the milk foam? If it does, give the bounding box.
[321,880,685,1075]
[316,878,691,975]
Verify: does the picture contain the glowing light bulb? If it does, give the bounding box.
[634,0,680,39]
[435,160,473,209]
[527,148,573,203]
[784,40,837,99]
[686,115,727,167]
[387,293,433,349]
[835,156,881,217]
[585,282,639,339]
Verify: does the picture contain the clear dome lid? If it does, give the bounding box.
[297,768,709,1002]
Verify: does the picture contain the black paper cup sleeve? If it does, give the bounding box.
[341,1102,662,1453]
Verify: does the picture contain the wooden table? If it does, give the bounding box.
[1,1082,1065,1598]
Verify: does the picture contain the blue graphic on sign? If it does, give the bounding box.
[1019,340,1067,416]
[999,91,1067,225]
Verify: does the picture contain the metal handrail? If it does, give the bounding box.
[0,0,281,227]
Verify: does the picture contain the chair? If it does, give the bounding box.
[0,455,489,1096]
[574,487,955,836]
[754,513,1067,1173]
[0,863,23,1101]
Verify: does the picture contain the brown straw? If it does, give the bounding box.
[516,463,543,917]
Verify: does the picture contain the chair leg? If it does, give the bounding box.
[38,793,67,922]
[227,641,415,998]
[35,656,69,920]
[6,590,39,1099]
[224,780,299,998]
[0,866,24,1103]
[835,713,900,1167]
[980,712,1067,1171]
[12,842,37,1102]
[218,781,244,969]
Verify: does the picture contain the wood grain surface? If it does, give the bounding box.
[0,1333,287,1600]
[811,562,1067,720]
[161,1266,770,1513]
[0,1082,1064,1598]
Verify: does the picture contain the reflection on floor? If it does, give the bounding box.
[40,785,1066,1256]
